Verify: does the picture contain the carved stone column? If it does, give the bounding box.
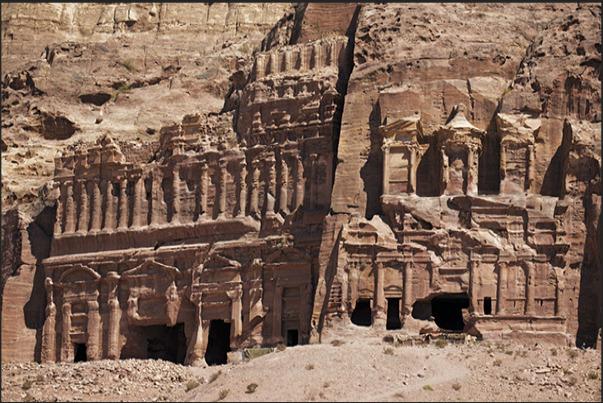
[227,288,243,339]
[150,172,161,226]
[238,160,247,217]
[309,153,318,209]
[466,144,479,196]
[266,156,276,214]
[373,262,386,329]
[188,295,206,367]
[279,157,288,214]
[300,284,313,343]
[269,52,278,75]
[250,161,260,216]
[409,146,417,194]
[299,47,307,71]
[555,269,565,317]
[441,149,449,196]
[106,272,121,359]
[295,154,304,210]
[54,182,65,236]
[118,178,129,229]
[218,159,228,217]
[64,181,76,233]
[329,40,338,66]
[255,55,265,80]
[312,43,321,69]
[199,164,209,219]
[524,261,536,316]
[469,258,480,314]
[172,166,180,223]
[284,50,292,72]
[90,180,102,232]
[41,278,56,363]
[496,261,508,315]
[349,268,359,312]
[500,144,507,182]
[60,302,72,362]
[87,300,101,361]
[103,180,117,231]
[273,285,283,341]
[132,176,143,227]
[382,145,391,195]
[77,179,89,233]
[403,261,413,316]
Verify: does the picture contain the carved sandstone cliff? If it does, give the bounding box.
[1,3,600,364]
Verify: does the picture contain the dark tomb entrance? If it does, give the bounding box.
[351,298,372,326]
[431,293,469,331]
[287,329,299,347]
[74,343,87,362]
[145,323,187,364]
[484,297,492,315]
[205,320,231,366]
[386,298,402,330]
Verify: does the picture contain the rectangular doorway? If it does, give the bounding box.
[386,298,401,330]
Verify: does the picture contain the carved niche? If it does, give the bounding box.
[121,260,182,327]
[379,113,429,195]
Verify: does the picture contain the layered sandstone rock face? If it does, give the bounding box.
[1,3,600,364]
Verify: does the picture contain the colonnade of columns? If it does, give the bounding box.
[53,148,325,235]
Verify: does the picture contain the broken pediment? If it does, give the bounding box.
[202,253,242,270]
[122,260,181,279]
[267,246,311,265]
[435,104,485,145]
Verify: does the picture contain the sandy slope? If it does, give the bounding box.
[3,335,599,402]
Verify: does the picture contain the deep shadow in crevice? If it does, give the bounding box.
[361,100,383,219]
[416,140,440,197]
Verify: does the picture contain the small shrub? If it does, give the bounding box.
[306,363,315,370]
[521,351,528,357]
[504,350,513,356]
[323,381,330,388]
[22,380,33,390]
[36,374,44,382]
[209,370,222,383]
[110,84,133,102]
[452,382,461,391]
[435,339,448,348]
[276,343,286,352]
[384,347,394,355]
[246,383,258,393]
[186,380,200,392]
[331,339,343,347]
[218,389,229,400]
[423,385,434,391]
[487,348,494,354]
[588,372,599,380]
[121,59,137,73]
[550,348,557,356]
[568,350,579,359]
[563,369,573,375]
[493,359,502,366]
[568,376,577,385]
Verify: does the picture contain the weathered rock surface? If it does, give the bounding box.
[1,3,600,367]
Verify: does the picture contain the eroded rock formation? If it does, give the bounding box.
[1,3,600,364]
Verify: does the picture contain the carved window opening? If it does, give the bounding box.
[74,343,87,363]
[431,293,469,332]
[286,329,299,347]
[141,324,186,364]
[205,320,231,366]
[351,298,372,327]
[386,298,401,330]
[484,297,492,315]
